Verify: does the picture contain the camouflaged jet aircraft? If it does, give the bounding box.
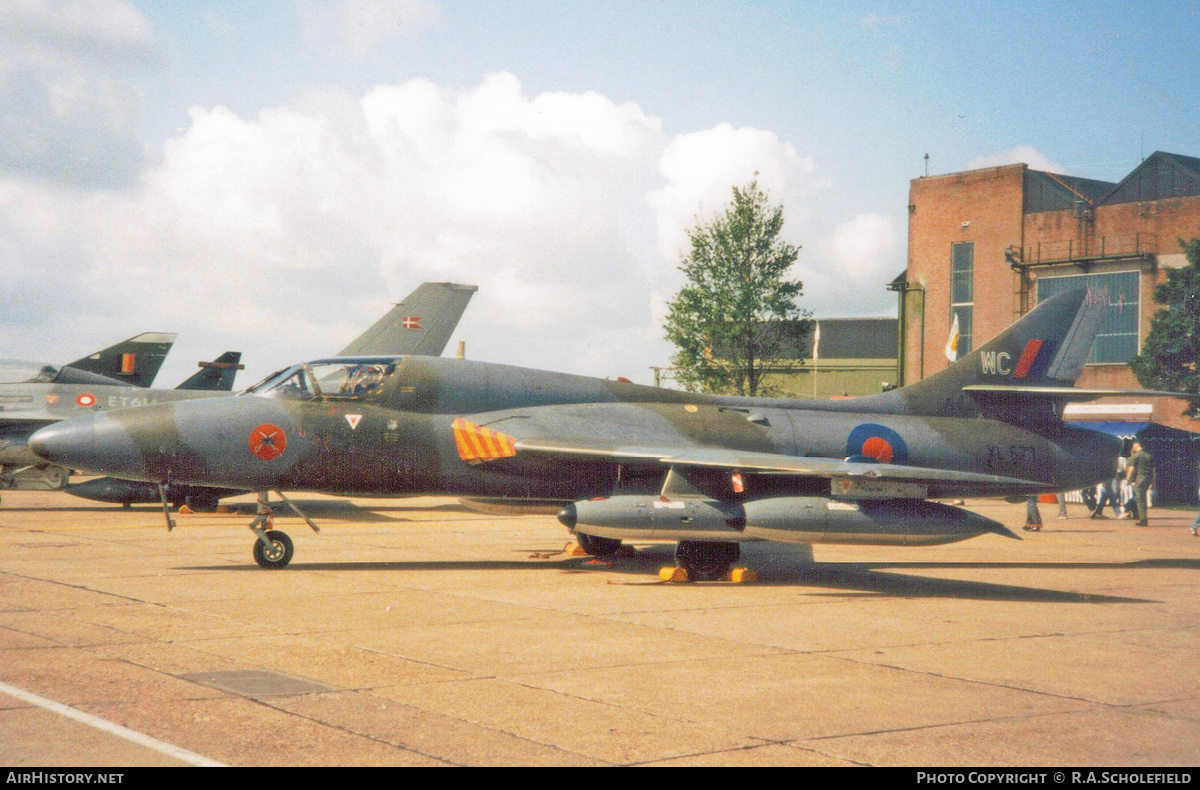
[0,347,241,499]
[29,288,1189,578]
[8,282,476,508]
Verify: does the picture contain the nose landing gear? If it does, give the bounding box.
[248,489,320,568]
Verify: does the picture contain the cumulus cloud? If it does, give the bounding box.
[797,213,901,318]
[0,71,871,385]
[297,0,440,58]
[0,0,157,188]
[968,146,1066,174]
[647,124,821,265]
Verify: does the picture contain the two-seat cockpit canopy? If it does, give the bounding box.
[247,357,402,401]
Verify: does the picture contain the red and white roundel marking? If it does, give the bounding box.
[76,393,96,407]
[248,424,287,461]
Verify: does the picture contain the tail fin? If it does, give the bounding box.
[337,282,478,356]
[62,332,177,388]
[176,351,244,391]
[898,288,1106,417]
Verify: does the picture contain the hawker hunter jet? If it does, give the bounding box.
[30,288,1188,578]
[29,282,477,509]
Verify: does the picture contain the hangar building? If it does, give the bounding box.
[893,151,1200,503]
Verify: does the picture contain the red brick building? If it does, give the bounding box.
[895,151,1200,436]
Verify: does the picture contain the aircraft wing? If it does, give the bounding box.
[338,282,477,357]
[512,437,1037,493]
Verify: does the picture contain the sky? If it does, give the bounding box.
[1,0,1197,388]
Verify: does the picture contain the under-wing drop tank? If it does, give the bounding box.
[559,495,1015,546]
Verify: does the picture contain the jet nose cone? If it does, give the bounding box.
[29,415,146,478]
[29,418,94,466]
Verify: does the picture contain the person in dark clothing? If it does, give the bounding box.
[1124,440,1154,527]
[1192,460,1199,538]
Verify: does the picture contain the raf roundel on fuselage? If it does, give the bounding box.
[844,423,909,464]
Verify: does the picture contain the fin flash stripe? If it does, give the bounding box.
[1012,339,1043,379]
[452,419,517,463]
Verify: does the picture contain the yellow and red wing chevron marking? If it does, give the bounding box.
[452,418,517,463]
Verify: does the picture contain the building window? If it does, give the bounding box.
[1037,271,1139,363]
[950,242,974,356]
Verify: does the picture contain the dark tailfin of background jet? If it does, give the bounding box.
[337,282,478,357]
[176,351,244,391]
[63,332,177,388]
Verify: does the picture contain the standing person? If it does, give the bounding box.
[1192,459,1199,538]
[1125,440,1155,527]
[1056,492,1068,519]
[1024,496,1043,532]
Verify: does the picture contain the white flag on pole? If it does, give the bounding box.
[945,313,960,362]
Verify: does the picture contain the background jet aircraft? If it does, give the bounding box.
[43,282,477,509]
[31,288,1191,579]
[0,349,241,497]
[0,332,176,491]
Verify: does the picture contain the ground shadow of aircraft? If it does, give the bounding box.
[178,543,1160,604]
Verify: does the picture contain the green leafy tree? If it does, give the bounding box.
[1130,232,1200,417]
[663,179,810,396]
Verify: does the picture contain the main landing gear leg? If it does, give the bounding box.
[248,490,320,568]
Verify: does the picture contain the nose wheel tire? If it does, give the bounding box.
[252,530,294,568]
